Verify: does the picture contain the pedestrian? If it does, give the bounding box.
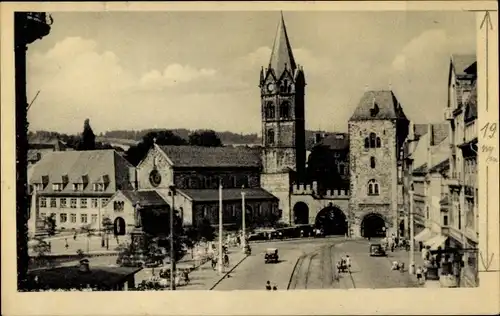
[345,255,351,272]
[391,243,395,252]
[65,238,69,250]
[73,232,77,241]
[272,284,277,291]
[265,281,271,291]
[416,266,423,284]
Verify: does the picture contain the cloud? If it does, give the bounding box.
[139,64,217,88]
[391,29,448,74]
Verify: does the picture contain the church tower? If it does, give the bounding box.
[260,13,306,180]
[260,13,306,225]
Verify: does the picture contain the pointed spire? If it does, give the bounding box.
[259,66,264,86]
[268,11,297,77]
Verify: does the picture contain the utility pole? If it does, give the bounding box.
[241,186,246,251]
[409,183,415,274]
[169,185,176,290]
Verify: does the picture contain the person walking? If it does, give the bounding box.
[416,266,423,285]
[265,281,272,291]
[345,255,351,273]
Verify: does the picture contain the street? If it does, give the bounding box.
[213,237,422,290]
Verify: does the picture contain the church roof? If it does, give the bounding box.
[268,12,297,76]
[119,190,168,207]
[157,145,261,168]
[349,90,408,121]
[179,188,277,202]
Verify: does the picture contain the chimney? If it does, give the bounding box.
[78,258,90,273]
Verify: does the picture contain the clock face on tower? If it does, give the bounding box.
[149,169,162,187]
[266,83,275,93]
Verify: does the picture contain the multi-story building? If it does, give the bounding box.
[348,90,409,238]
[27,150,136,236]
[444,54,477,287]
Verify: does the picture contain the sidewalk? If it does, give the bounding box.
[175,247,248,290]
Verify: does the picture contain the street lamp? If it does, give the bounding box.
[241,186,246,251]
[169,185,176,290]
[218,182,224,274]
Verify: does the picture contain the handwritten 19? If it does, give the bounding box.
[480,122,497,139]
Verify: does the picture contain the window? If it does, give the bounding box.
[370,157,376,168]
[40,212,46,218]
[114,201,125,211]
[101,198,109,208]
[73,183,78,191]
[70,213,77,223]
[49,198,56,208]
[60,198,67,208]
[91,198,98,208]
[202,206,208,218]
[370,133,377,148]
[40,197,47,208]
[267,129,275,145]
[364,138,369,149]
[265,102,275,119]
[70,198,77,208]
[443,215,449,226]
[81,214,88,223]
[280,101,290,119]
[426,207,429,219]
[376,137,381,147]
[52,183,62,191]
[367,179,380,196]
[60,213,67,223]
[93,183,105,192]
[91,214,98,223]
[80,198,88,208]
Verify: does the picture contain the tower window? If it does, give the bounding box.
[370,157,376,168]
[368,179,380,196]
[267,129,275,145]
[265,102,275,119]
[364,138,369,148]
[280,101,290,119]
[376,137,381,148]
[369,133,377,148]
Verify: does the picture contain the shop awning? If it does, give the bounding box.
[414,228,432,242]
[424,234,448,250]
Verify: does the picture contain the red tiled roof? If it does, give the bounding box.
[179,188,277,202]
[158,145,261,168]
[350,90,408,121]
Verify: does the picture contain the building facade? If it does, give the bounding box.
[28,150,136,236]
[348,90,409,238]
[444,54,478,287]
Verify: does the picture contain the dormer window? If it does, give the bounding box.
[52,183,63,192]
[93,183,105,192]
[34,183,43,191]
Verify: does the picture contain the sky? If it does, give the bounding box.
[27,11,476,135]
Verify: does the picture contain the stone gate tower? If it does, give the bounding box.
[348,90,409,237]
[260,13,306,225]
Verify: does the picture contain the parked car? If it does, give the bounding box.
[369,244,387,257]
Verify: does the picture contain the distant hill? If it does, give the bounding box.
[30,128,341,148]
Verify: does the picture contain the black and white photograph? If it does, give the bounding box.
[2,2,499,315]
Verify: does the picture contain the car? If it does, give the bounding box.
[369,243,387,257]
[264,248,279,264]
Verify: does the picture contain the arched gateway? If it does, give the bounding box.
[315,205,347,236]
[360,213,386,238]
[293,202,309,225]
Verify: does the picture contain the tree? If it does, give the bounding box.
[125,130,187,166]
[188,130,222,147]
[44,214,57,236]
[32,237,51,257]
[78,118,96,150]
[306,145,344,193]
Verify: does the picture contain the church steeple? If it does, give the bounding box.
[268,12,296,77]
